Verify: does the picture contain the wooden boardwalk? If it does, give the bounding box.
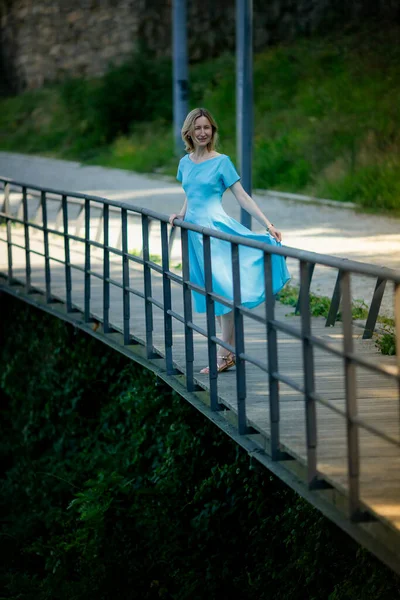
[1,199,400,571]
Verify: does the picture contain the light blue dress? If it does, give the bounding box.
[177,153,290,316]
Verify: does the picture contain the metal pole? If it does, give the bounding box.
[236,0,253,230]
[172,0,189,155]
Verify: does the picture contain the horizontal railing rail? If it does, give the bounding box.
[1,175,400,529]
[1,177,397,340]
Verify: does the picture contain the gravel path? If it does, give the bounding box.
[1,151,400,315]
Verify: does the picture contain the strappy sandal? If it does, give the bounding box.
[200,352,236,375]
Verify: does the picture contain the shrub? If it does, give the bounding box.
[1,297,400,599]
[60,49,173,145]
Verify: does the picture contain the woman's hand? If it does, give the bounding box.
[169,213,182,226]
[268,225,282,243]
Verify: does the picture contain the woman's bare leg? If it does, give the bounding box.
[219,311,235,356]
[200,312,235,373]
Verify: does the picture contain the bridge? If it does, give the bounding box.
[1,174,400,574]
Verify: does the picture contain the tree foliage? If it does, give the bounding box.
[1,295,399,599]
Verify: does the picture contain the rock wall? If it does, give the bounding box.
[1,0,399,93]
[0,0,141,91]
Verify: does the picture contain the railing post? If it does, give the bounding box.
[142,214,155,358]
[103,204,110,333]
[325,270,342,327]
[121,208,131,345]
[22,187,31,292]
[296,262,315,315]
[181,227,196,391]
[161,220,176,374]
[41,191,52,303]
[341,270,361,520]
[168,225,178,256]
[299,260,319,488]
[4,183,13,283]
[84,198,91,323]
[62,194,73,312]
[203,233,220,410]
[264,253,281,459]
[363,277,387,339]
[232,242,249,434]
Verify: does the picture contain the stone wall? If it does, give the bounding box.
[0,0,141,91]
[1,0,399,93]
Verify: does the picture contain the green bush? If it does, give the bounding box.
[317,163,400,210]
[91,51,172,142]
[58,49,173,146]
[1,296,400,599]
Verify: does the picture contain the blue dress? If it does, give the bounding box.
[177,153,290,316]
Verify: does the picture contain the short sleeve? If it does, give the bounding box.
[220,156,240,189]
[176,159,183,182]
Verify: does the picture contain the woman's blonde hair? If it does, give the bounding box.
[181,107,219,153]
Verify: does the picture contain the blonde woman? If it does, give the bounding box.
[169,108,290,374]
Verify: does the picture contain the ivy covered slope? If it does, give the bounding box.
[1,23,400,212]
[1,295,400,600]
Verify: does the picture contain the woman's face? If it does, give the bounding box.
[191,115,213,149]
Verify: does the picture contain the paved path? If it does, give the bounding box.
[1,151,400,314]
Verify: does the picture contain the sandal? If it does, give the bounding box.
[200,352,236,375]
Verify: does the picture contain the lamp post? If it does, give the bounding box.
[172,0,189,154]
[236,0,253,229]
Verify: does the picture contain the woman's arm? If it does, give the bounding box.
[168,197,187,225]
[230,181,282,242]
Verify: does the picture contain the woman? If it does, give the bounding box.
[169,108,290,374]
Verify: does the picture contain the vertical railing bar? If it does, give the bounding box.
[0,181,7,212]
[300,260,318,487]
[103,204,110,333]
[121,208,131,345]
[181,227,195,392]
[341,270,361,520]
[264,253,281,459]
[296,262,315,314]
[142,214,155,358]
[41,191,52,303]
[161,220,176,374]
[325,270,342,327]
[4,183,13,282]
[203,233,219,410]
[62,194,73,312]
[22,187,31,291]
[232,242,248,434]
[84,198,91,322]
[168,224,178,255]
[362,277,387,339]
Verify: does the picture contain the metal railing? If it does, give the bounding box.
[1,175,400,525]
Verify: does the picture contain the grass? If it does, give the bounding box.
[375,326,396,356]
[2,24,400,212]
[277,284,396,355]
[277,284,369,321]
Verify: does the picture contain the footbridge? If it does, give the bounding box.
[1,175,400,574]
